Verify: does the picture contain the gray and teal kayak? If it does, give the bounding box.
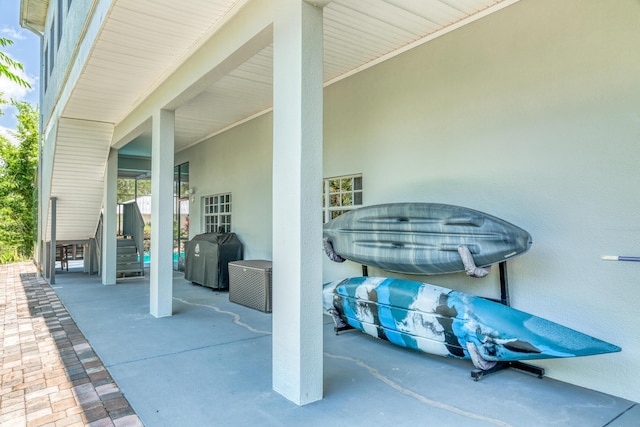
[323,277,621,369]
[323,203,532,275]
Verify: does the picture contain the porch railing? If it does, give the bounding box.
[92,212,103,275]
[122,201,145,274]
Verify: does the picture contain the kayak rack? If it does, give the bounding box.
[472,261,546,381]
[357,261,546,381]
[471,360,545,381]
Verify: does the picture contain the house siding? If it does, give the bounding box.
[42,0,99,125]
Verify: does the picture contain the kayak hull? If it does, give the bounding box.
[323,277,621,367]
[323,203,532,275]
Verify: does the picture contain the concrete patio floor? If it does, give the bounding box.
[5,261,639,426]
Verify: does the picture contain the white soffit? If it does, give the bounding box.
[46,119,113,241]
[63,0,518,151]
[323,0,518,84]
[48,0,517,242]
[63,0,246,124]
[174,0,517,148]
[20,0,49,32]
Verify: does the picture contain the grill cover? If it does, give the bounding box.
[184,233,243,289]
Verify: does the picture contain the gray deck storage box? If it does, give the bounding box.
[184,233,243,290]
[228,260,272,312]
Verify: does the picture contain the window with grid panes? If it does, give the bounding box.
[323,174,363,223]
[203,193,232,233]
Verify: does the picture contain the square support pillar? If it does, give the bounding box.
[49,197,57,284]
[272,0,324,405]
[150,109,175,318]
[44,241,51,279]
[102,149,118,285]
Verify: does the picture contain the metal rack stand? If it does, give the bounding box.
[339,262,545,379]
[471,262,545,381]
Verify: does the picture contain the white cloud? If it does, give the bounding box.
[0,125,19,146]
[1,26,26,40]
[0,29,38,137]
[0,52,35,102]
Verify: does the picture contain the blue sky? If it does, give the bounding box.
[1,0,41,143]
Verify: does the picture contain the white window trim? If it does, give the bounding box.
[203,192,232,233]
[323,174,363,223]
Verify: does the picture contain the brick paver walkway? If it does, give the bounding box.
[0,262,143,427]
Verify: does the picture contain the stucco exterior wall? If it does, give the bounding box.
[323,0,639,401]
[175,113,273,261]
[180,0,639,402]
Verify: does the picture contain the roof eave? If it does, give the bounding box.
[20,0,49,34]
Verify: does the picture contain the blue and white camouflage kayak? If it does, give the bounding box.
[323,277,621,370]
[323,203,532,275]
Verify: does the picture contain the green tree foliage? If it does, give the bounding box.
[0,101,38,262]
[0,38,31,88]
[117,178,151,204]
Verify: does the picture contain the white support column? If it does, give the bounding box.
[150,109,175,318]
[102,149,118,285]
[272,0,324,405]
